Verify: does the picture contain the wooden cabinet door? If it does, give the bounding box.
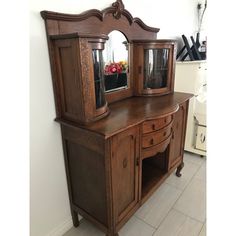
[169,102,188,168]
[111,126,139,223]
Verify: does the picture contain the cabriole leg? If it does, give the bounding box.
[176,162,184,177]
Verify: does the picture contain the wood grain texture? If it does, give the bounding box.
[57,92,192,138]
[41,1,193,236]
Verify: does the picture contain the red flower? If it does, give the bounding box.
[104,62,123,75]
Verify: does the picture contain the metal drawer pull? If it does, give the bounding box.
[163,131,167,136]
[152,124,156,130]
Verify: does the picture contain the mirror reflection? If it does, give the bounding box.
[103,30,128,92]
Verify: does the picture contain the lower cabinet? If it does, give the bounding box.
[169,102,188,168]
[60,100,190,236]
[111,126,140,224]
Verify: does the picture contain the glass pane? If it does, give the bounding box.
[103,30,128,92]
[143,49,169,89]
[92,50,106,109]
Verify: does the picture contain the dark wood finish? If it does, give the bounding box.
[169,102,189,169]
[142,124,172,148]
[64,92,190,138]
[58,95,191,235]
[50,34,110,124]
[141,134,172,159]
[111,126,139,224]
[176,162,185,177]
[41,0,159,104]
[41,1,193,236]
[142,114,173,134]
[132,40,177,96]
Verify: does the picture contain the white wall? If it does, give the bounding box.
[30,0,201,235]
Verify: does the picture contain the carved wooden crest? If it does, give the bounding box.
[112,0,125,19]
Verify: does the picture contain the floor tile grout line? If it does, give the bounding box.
[165,153,206,190]
[198,222,205,236]
[133,215,157,230]
[169,158,206,228]
[134,214,159,230]
[136,155,205,236]
[150,159,204,235]
[65,153,206,236]
[184,158,205,167]
[183,153,206,166]
[173,208,205,224]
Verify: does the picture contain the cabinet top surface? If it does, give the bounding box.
[58,92,193,138]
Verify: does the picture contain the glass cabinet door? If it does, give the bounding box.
[92,49,106,109]
[143,48,169,89]
[133,40,176,96]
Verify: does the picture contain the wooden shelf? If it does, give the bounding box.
[141,158,167,200]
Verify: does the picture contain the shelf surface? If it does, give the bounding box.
[57,92,193,138]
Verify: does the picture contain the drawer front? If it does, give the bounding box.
[142,115,172,134]
[141,134,172,159]
[142,125,172,148]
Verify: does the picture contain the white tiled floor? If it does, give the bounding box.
[63,152,206,236]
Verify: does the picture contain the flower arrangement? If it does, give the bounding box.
[104,61,128,75]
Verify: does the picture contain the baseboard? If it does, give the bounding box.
[46,217,73,236]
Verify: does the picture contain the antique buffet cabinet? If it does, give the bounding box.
[41,1,192,235]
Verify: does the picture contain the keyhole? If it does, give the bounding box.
[123,158,128,168]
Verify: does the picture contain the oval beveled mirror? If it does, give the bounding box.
[103,30,129,92]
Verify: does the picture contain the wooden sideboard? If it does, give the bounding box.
[57,92,191,235]
[41,1,193,235]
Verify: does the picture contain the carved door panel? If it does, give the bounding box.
[111,126,139,224]
[169,102,188,168]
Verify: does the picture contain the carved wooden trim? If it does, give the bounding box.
[79,38,93,118]
[112,0,125,19]
[40,0,159,33]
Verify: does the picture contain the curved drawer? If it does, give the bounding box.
[142,115,173,134]
[142,124,172,148]
[141,134,172,159]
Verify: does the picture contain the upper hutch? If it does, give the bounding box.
[41,1,192,235]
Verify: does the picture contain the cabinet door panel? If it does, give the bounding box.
[133,41,176,96]
[169,102,188,168]
[111,127,139,223]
